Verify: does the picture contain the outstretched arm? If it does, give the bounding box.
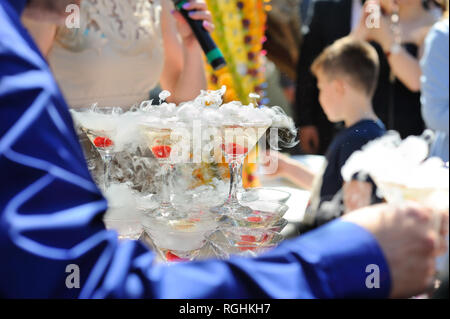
[262,151,316,190]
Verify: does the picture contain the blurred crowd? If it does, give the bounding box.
[267,0,448,162]
[264,0,449,298]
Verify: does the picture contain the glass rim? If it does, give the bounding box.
[244,200,289,212]
[210,121,272,128]
[71,106,125,114]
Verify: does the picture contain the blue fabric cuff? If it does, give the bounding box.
[287,220,392,298]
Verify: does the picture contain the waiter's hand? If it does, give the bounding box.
[299,125,320,154]
[342,202,449,298]
[172,0,215,46]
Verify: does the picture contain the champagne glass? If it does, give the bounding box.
[72,107,122,191]
[142,209,218,262]
[140,122,179,217]
[211,122,270,216]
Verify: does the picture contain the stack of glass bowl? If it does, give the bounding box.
[139,118,292,262]
[142,208,219,262]
[204,120,291,259]
[208,199,290,259]
[141,187,291,262]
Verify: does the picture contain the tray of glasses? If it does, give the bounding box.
[139,224,286,263]
[132,197,291,264]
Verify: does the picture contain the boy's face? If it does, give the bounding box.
[316,69,344,123]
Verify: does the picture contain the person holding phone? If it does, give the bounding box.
[352,0,440,138]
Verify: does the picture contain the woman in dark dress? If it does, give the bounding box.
[352,0,441,138]
[391,43,423,137]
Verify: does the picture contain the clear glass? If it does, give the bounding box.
[73,106,122,192]
[140,124,181,218]
[86,130,116,191]
[239,188,292,204]
[218,200,289,229]
[207,228,284,258]
[84,128,116,191]
[103,218,143,240]
[142,210,218,263]
[211,123,270,216]
[373,172,449,295]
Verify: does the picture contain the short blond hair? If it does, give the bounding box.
[311,37,380,97]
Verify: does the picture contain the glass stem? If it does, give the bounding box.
[160,164,173,207]
[237,164,244,192]
[103,153,113,190]
[227,159,243,204]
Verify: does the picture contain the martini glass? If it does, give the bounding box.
[372,164,449,291]
[211,201,288,258]
[375,177,450,284]
[142,209,218,262]
[72,107,122,191]
[207,227,284,258]
[211,122,271,216]
[239,188,292,204]
[84,128,116,190]
[374,176,449,240]
[372,157,449,212]
[140,121,184,217]
[218,201,289,229]
[103,216,143,240]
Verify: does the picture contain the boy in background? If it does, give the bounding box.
[266,37,386,230]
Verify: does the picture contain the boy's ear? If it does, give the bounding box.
[333,79,346,96]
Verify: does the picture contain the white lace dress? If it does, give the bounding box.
[48,0,165,109]
[48,0,164,192]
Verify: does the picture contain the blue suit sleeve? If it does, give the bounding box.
[0,5,391,299]
[135,221,391,299]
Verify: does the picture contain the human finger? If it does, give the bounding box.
[182,1,208,12]
[187,10,213,24]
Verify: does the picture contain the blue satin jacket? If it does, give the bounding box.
[0,0,391,299]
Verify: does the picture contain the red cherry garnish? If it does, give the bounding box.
[152,145,172,159]
[93,136,113,148]
[240,235,256,242]
[165,251,188,262]
[222,143,248,156]
[237,242,256,251]
[247,216,262,223]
